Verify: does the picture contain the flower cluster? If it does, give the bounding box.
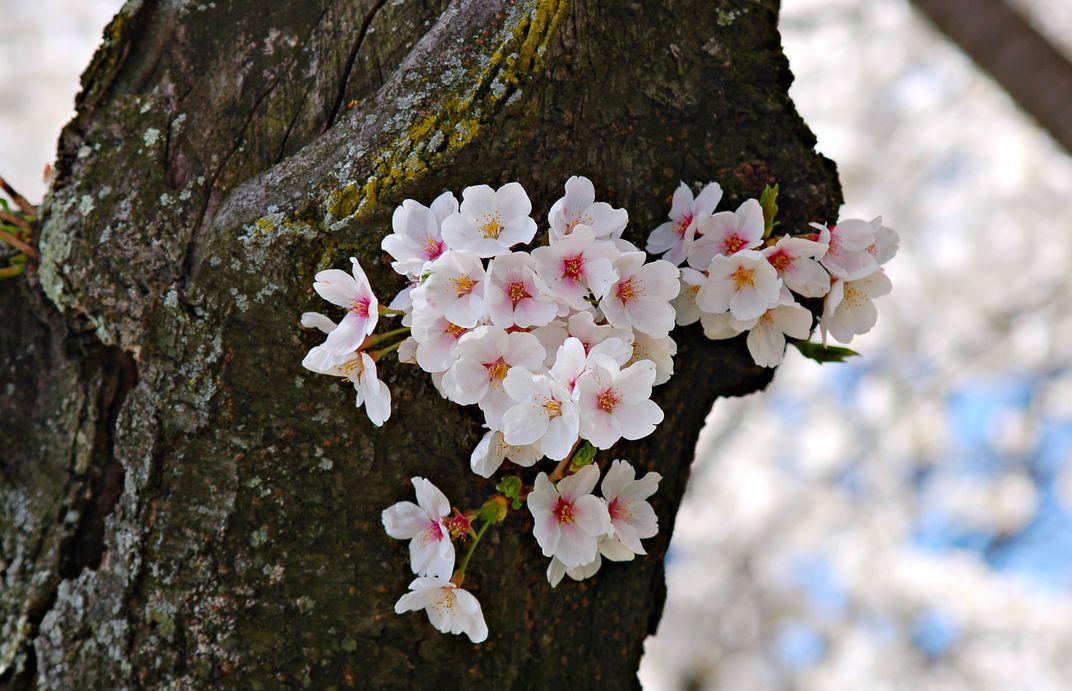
[649,182,898,367]
[298,176,896,643]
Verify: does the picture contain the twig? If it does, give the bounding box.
[0,229,38,260]
[0,211,30,230]
[0,175,34,214]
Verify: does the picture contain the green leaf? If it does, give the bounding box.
[759,183,779,239]
[568,441,597,471]
[790,340,860,363]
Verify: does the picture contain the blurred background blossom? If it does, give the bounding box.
[4,0,1072,688]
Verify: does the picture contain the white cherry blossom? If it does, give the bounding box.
[312,257,379,355]
[531,224,619,311]
[410,307,470,373]
[628,332,677,386]
[822,270,893,344]
[486,252,558,328]
[441,326,546,429]
[470,429,543,478]
[600,252,680,338]
[441,182,537,257]
[394,577,488,643]
[696,249,782,322]
[761,232,831,298]
[868,216,900,264]
[743,293,814,367]
[646,181,723,266]
[419,250,487,328]
[564,311,634,353]
[381,476,455,579]
[671,268,706,326]
[575,356,663,449]
[814,218,880,280]
[601,459,661,556]
[548,175,629,243]
[502,369,579,460]
[688,197,765,270]
[528,465,611,568]
[382,198,449,278]
[301,346,391,426]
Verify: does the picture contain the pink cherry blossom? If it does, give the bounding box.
[502,369,579,460]
[301,345,391,426]
[382,197,450,278]
[688,197,764,270]
[486,252,558,328]
[646,181,723,266]
[531,224,619,311]
[528,465,611,568]
[419,250,487,328]
[600,252,680,338]
[601,459,661,556]
[382,476,455,579]
[762,233,831,298]
[470,429,543,478]
[548,175,629,242]
[575,356,663,449]
[814,218,880,280]
[821,270,892,344]
[312,257,379,355]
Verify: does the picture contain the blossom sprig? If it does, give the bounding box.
[649,183,898,367]
[299,176,897,642]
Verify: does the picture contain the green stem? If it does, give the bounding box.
[363,326,410,349]
[454,519,493,585]
[379,306,407,316]
[0,229,37,260]
[0,264,25,279]
[369,339,405,361]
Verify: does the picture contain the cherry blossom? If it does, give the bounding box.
[627,332,677,386]
[601,459,661,556]
[688,198,765,271]
[410,307,470,373]
[301,346,391,426]
[394,577,488,643]
[646,181,723,266]
[382,197,449,278]
[671,268,706,326]
[528,465,611,568]
[576,356,663,449]
[744,295,814,367]
[548,175,629,243]
[418,250,487,328]
[821,270,893,344]
[600,252,680,338]
[470,429,543,478]
[441,326,546,429]
[486,251,558,328]
[441,182,537,257]
[382,476,455,579]
[312,257,379,355]
[761,232,831,298]
[501,369,579,460]
[814,218,880,280]
[531,224,619,311]
[696,249,782,322]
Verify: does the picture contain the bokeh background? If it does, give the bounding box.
[4,1,1072,688]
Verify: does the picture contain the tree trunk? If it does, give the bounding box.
[0,0,840,687]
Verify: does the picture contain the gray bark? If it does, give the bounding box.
[0,0,840,687]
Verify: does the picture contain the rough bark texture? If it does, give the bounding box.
[0,0,840,688]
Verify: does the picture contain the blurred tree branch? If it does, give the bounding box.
[910,0,1072,155]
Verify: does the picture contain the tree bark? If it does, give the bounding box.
[0,0,840,688]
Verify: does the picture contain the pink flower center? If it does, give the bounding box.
[608,498,631,522]
[350,297,371,317]
[422,520,445,544]
[554,497,576,525]
[508,281,530,308]
[722,234,748,254]
[766,249,792,273]
[674,214,693,238]
[562,254,584,281]
[424,237,445,261]
[616,278,637,303]
[596,387,620,413]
